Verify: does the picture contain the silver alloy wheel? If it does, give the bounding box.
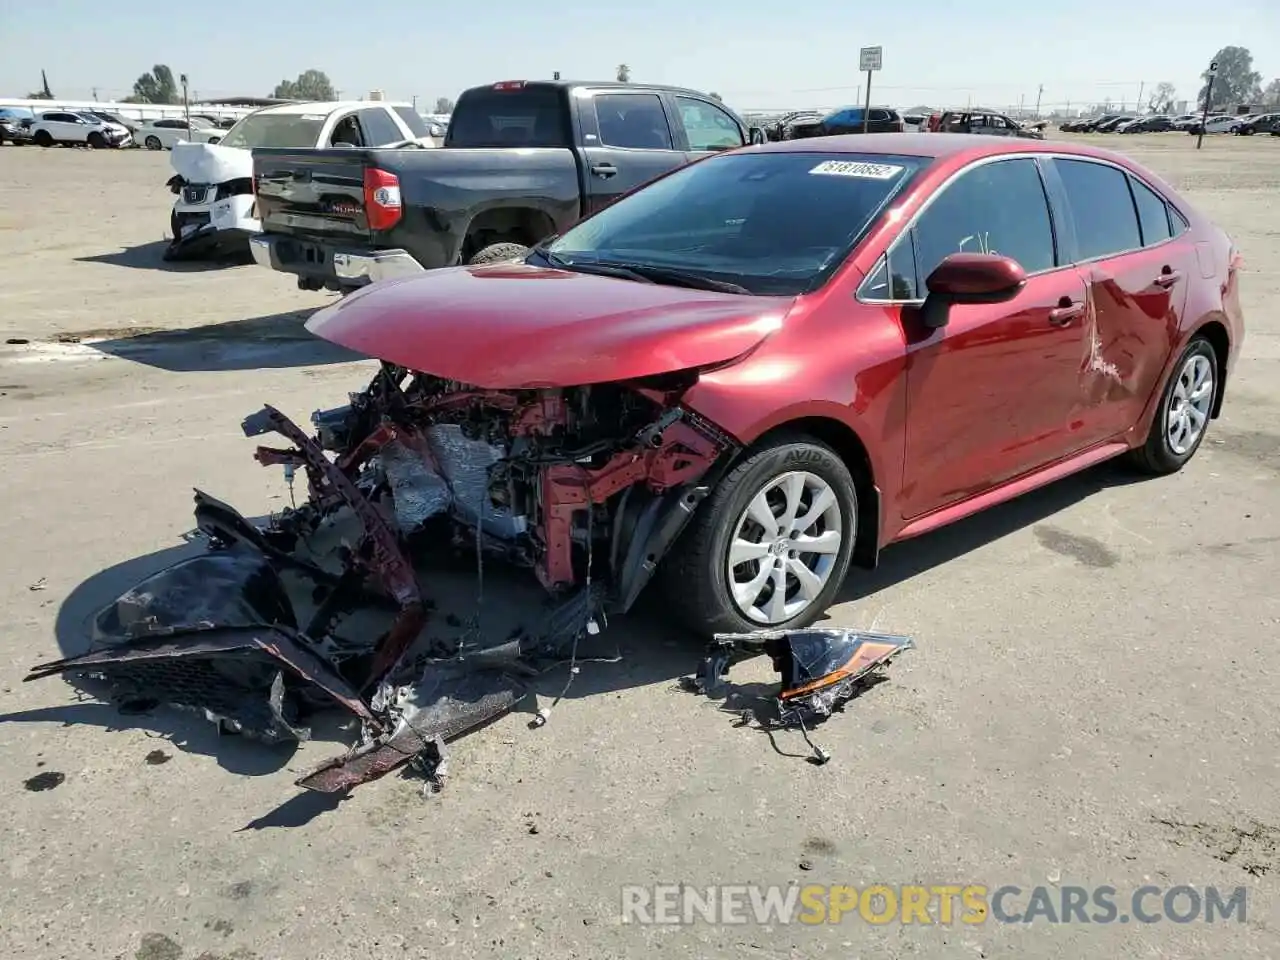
[1167,353,1214,456]
[727,470,845,625]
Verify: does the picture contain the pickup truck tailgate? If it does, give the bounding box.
[254,150,372,240]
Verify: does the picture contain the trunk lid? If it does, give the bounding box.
[253,150,373,241]
[306,262,793,387]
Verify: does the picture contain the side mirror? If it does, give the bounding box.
[919,253,1027,329]
[748,126,766,145]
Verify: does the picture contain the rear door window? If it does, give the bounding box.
[1053,158,1142,260]
[594,93,674,150]
[1129,176,1172,246]
[913,158,1057,277]
[357,107,405,145]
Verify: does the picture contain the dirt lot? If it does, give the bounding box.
[0,136,1277,960]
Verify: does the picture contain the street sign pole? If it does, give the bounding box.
[858,46,882,134]
[1198,59,1218,150]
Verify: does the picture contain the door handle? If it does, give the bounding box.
[1048,301,1085,326]
[590,162,618,179]
[1154,269,1182,288]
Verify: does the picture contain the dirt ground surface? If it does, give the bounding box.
[0,136,1277,960]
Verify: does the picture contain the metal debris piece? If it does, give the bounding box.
[28,577,47,592]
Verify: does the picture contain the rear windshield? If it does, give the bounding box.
[546,151,925,296]
[445,86,569,148]
[219,113,325,149]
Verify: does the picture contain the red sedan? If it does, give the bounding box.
[255,135,1244,643]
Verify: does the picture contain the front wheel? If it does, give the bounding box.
[1127,336,1218,475]
[662,436,858,636]
[33,130,53,147]
[467,242,530,265]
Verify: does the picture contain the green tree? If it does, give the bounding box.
[616,63,631,82]
[434,97,455,113]
[1263,79,1280,106]
[1147,81,1176,114]
[132,64,178,104]
[273,69,335,101]
[1197,46,1262,110]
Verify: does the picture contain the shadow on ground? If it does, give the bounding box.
[67,310,366,372]
[76,239,252,272]
[4,458,1151,825]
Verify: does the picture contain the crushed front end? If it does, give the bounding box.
[28,363,735,791]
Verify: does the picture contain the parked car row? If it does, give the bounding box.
[1062,111,1280,136]
[0,106,246,149]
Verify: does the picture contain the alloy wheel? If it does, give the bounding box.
[727,470,845,625]
[1166,353,1214,456]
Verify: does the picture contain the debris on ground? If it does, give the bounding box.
[27,577,46,591]
[689,628,915,763]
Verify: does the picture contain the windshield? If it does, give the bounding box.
[219,113,324,149]
[545,151,924,296]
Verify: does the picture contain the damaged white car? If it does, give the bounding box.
[164,101,436,261]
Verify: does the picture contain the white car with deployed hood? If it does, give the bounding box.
[165,100,436,261]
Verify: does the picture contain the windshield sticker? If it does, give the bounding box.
[809,160,904,179]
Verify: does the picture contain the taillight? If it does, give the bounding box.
[363,168,402,231]
[493,80,527,91]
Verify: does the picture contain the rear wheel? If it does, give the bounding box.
[145,135,162,150]
[662,436,858,636]
[33,130,53,147]
[1127,336,1218,475]
[467,242,529,266]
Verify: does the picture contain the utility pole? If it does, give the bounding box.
[1136,80,1145,114]
[92,87,99,101]
[1018,94,1025,118]
[1198,59,1218,150]
[1035,84,1043,116]
[180,74,190,131]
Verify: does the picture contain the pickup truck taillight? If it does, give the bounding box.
[363,168,402,231]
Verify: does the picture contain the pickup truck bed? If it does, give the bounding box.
[249,79,764,292]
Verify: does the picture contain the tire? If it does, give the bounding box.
[145,136,162,150]
[87,131,105,149]
[662,435,859,636]
[33,130,53,147]
[1127,336,1219,475]
[467,242,530,266]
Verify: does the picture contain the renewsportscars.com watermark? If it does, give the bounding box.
[621,884,1248,926]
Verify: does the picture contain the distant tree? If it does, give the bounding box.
[709,92,723,101]
[1197,46,1262,110]
[616,63,631,82]
[273,69,335,101]
[434,96,455,113]
[131,65,178,104]
[1264,79,1280,106]
[1148,81,1177,114]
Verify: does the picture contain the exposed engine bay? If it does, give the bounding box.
[27,363,739,793]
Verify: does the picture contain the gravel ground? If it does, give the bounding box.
[0,135,1277,960]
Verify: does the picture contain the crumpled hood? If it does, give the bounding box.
[306,263,793,387]
[171,141,251,184]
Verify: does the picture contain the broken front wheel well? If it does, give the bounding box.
[751,417,880,570]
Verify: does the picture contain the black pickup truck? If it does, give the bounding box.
[249,79,765,291]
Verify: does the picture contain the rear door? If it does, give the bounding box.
[579,91,686,214]
[1045,157,1195,443]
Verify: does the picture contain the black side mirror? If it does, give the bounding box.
[748,126,766,145]
[919,253,1027,329]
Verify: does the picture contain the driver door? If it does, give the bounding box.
[895,157,1089,519]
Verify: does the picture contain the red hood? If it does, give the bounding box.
[305,263,792,388]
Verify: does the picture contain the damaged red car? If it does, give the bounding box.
[31,134,1242,792]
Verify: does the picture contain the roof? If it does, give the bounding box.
[749,132,1133,165]
[463,79,727,101]
[249,100,413,116]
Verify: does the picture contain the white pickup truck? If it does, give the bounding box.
[165,100,436,260]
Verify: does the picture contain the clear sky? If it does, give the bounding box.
[2,0,1276,113]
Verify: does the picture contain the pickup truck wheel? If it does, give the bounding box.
[33,130,53,147]
[467,242,530,266]
[661,435,858,637]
